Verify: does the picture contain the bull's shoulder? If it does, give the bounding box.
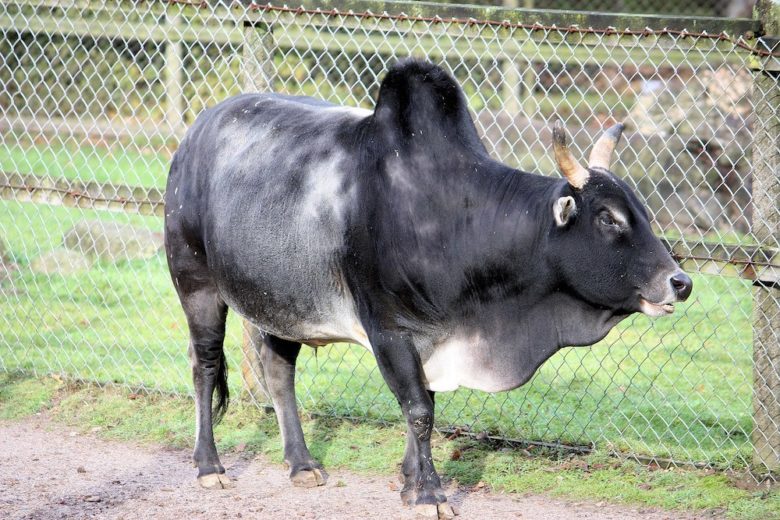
[373,59,486,154]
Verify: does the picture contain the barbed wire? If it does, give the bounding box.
[158,0,780,58]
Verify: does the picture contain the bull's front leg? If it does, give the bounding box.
[372,331,455,520]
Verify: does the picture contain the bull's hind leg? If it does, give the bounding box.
[254,330,328,488]
[183,287,232,489]
[186,290,232,489]
[168,246,232,489]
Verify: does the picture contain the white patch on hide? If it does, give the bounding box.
[324,105,372,118]
[385,157,416,193]
[298,153,352,227]
[422,333,509,393]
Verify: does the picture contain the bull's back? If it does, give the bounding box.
[165,93,371,345]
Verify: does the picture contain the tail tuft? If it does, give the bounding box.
[212,350,229,425]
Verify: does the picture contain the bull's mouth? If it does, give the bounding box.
[639,298,675,317]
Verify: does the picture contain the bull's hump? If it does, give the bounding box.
[373,59,486,154]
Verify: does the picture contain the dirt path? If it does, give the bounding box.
[0,416,711,520]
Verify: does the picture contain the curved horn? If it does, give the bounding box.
[552,120,589,190]
[588,122,625,171]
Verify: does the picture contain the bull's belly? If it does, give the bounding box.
[218,286,371,350]
[216,268,524,392]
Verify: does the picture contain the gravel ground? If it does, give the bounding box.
[0,415,714,520]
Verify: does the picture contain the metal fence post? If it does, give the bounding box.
[239,20,276,404]
[751,0,780,472]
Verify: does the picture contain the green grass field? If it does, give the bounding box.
[1,136,172,188]
[0,138,757,471]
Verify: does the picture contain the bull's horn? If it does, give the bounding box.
[552,120,589,190]
[588,122,625,171]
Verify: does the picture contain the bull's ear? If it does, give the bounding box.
[553,196,577,227]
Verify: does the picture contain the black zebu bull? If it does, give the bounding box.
[164,60,692,518]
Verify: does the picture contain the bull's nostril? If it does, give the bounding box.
[670,272,693,301]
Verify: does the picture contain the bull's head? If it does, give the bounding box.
[549,121,692,317]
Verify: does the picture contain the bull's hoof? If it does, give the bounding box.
[290,467,328,488]
[437,502,456,519]
[197,472,234,489]
[414,503,456,519]
[415,504,438,519]
[400,487,416,506]
[414,502,455,520]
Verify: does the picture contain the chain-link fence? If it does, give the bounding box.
[1,0,778,476]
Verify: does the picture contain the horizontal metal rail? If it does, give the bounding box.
[0,172,165,217]
[3,171,777,282]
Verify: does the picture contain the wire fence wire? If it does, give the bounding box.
[1,0,778,475]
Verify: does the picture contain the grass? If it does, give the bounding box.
[1,134,171,189]
[0,197,756,469]
[0,133,760,477]
[1,373,778,520]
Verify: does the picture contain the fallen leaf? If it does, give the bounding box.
[446,428,462,440]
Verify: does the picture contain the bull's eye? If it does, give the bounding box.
[598,212,621,231]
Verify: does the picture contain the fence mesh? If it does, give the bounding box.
[1,0,778,475]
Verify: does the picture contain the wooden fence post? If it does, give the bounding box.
[501,0,536,120]
[164,12,184,133]
[239,20,276,404]
[751,0,780,472]
[241,319,271,406]
[501,0,521,115]
[242,21,275,92]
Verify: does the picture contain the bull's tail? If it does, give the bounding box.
[212,350,229,425]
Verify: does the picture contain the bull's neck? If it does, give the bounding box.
[376,150,565,322]
[452,158,564,265]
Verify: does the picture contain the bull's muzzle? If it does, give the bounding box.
[639,270,693,317]
[670,272,693,302]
